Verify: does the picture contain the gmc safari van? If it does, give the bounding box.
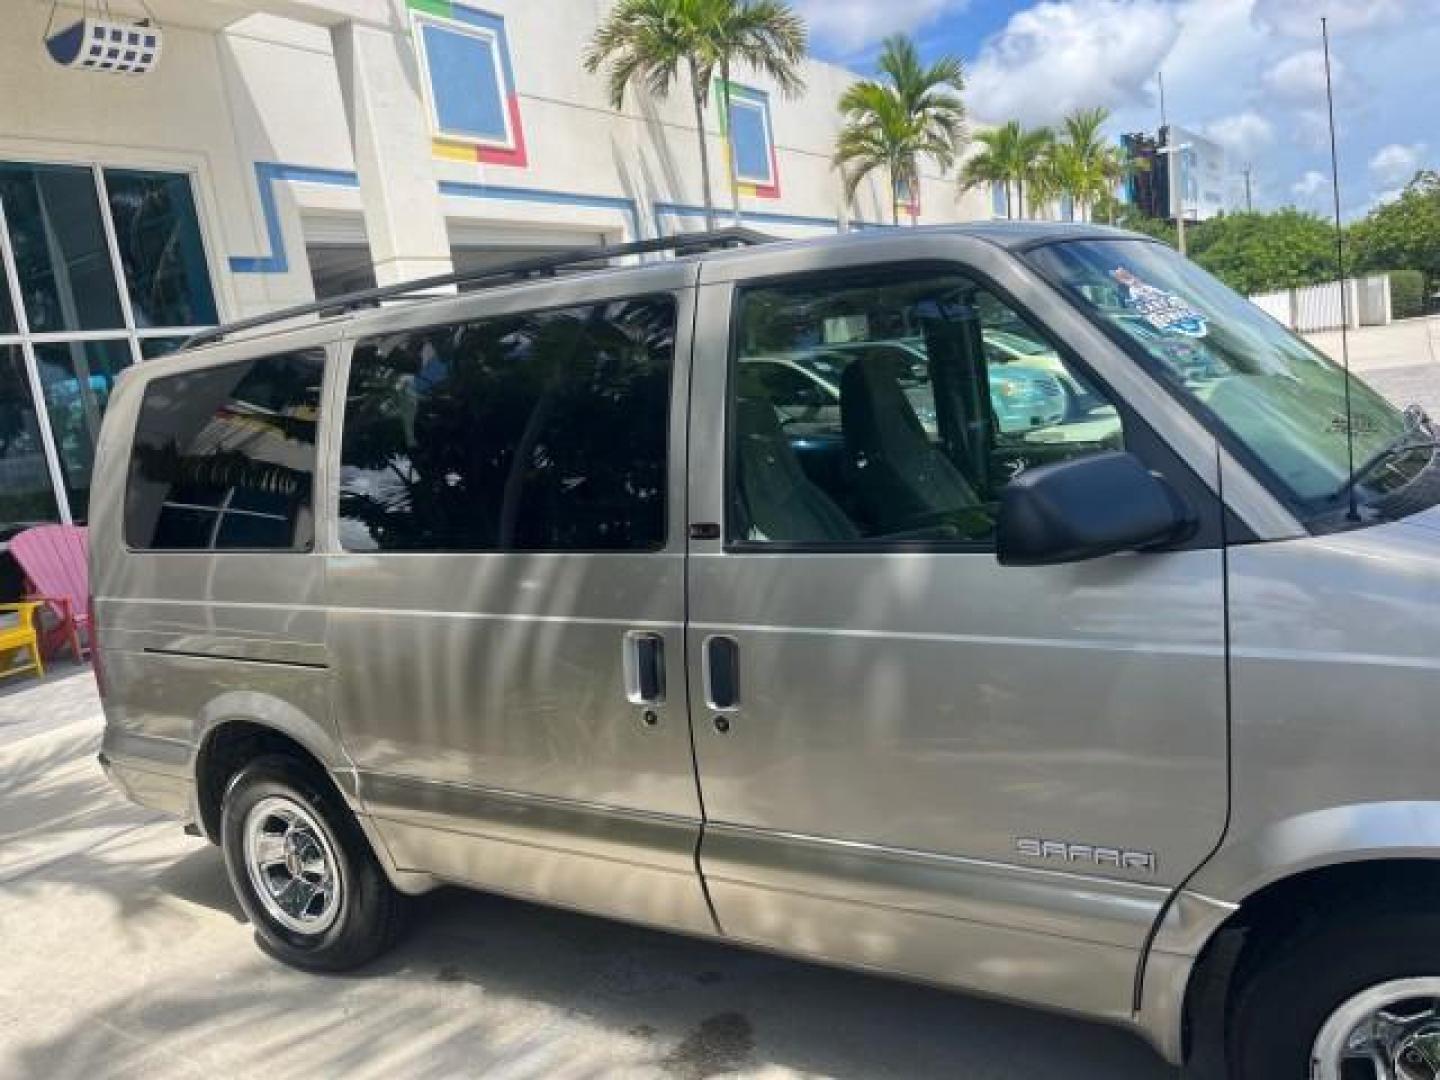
[93,225,1440,1079]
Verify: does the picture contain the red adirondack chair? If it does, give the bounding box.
[10,524,90,662]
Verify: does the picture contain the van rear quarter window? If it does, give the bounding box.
[338,296,674,552]
[124,349,326,551]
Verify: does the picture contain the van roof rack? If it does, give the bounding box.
[183,226,773,350]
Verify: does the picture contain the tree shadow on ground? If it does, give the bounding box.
[4,702,1176,1079]
[14,855,1178,1079]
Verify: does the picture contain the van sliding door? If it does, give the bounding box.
[323,266,712,934]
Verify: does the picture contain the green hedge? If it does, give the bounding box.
[1391,268,1426,320]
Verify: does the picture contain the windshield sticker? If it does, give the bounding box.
[1111,267,1209,338]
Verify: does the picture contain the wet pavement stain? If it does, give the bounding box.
[435,964,485,988]
[661,1012,754,1079]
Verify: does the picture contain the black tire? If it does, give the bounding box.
[220,754,405,971]
[1227,907,1440,1078]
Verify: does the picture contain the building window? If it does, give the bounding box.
[896,177,920,221]
[0,160,218,531]
[104,169,218,328]
[0,163,124,334]
[991,182,1009,219]
[35,340,132,520]
[0,345,60,530]
[721,82,780,198]
[410,2,528,167]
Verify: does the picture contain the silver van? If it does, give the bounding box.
[92,225,1440,1079]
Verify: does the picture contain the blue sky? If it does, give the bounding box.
[795,0,1440,219]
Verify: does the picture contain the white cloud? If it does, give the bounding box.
[1204,110,1275,161]
[1252,0,1415,38]
[1261,48,1342,103]
[1369,142,1428,186]
[1369,186,1407,209]
[805,0,1440,218]
[967,0,1181,126]
[1291,169,1328,200]
[792,0,970,54]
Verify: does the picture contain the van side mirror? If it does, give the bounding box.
[996,451,1194,566]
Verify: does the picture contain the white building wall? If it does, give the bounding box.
[0,4,292,322]
[3,0,993,322]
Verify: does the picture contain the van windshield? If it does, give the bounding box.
[1027,238,1437,527]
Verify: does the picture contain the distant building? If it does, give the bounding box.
[1123,126,1228,222]
[1165,125,1228,222]
[1123,132,1165,218]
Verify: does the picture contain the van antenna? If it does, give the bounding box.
[1322,16,1360,522]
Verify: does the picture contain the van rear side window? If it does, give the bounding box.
[125,350,326,551]
[338,296,674,552]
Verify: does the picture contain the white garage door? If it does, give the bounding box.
[302,212,609,301]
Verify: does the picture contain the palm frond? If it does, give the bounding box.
[834,33,967,217]
[715,0,808,97]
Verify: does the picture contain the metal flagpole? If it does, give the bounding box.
[1322,16,1359,522]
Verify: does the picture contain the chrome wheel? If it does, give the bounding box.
[1312,979,1440,1079]
[242,795,342,935]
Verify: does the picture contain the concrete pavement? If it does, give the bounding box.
[1307,316,1440,416]
[0,668,1176,1080]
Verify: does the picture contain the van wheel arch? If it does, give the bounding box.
[1182,858,1440,1076]
[194,720,344,845]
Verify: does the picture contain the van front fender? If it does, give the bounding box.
[1136,801,1440,1065]
[1187,801,1440,905]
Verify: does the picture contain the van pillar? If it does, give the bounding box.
[331,8,455,289]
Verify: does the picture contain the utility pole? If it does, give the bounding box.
[1243,164,1254,212]
[1173,143,1187,256]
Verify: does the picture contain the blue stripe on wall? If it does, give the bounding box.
[652,202,845,234]
[227,161,867,275]
[437,180,642,239]
[228,162,360,274]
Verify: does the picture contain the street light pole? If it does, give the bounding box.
[1156,70,1186,255]
[1157,140,1191,256]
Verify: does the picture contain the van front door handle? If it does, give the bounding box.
[704,635,740,711]
[624,632,665,705]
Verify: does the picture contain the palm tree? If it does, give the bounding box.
[834,34,966,226]
[962,121,1055,219]
[709,1,808,225]
[1044,140,1086,220]
[585,0,806,233]
[961,120,1023,219]
[1014,125,1054,219]
[585,0,720,230]
[1049,106,1128,221]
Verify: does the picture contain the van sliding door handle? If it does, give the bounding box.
[624,632,665,705]
[704,635,740,711]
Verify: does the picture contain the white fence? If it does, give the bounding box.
[1250,275,1393,332]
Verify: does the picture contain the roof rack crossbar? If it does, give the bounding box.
[182,227,772,350]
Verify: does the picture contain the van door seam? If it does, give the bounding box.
[1131,440,1237,1016]
[683,281,723,935]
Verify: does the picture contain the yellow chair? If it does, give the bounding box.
[0,602,44,681]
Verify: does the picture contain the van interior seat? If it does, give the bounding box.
[734,397,859,542]
[839,354,977,532]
